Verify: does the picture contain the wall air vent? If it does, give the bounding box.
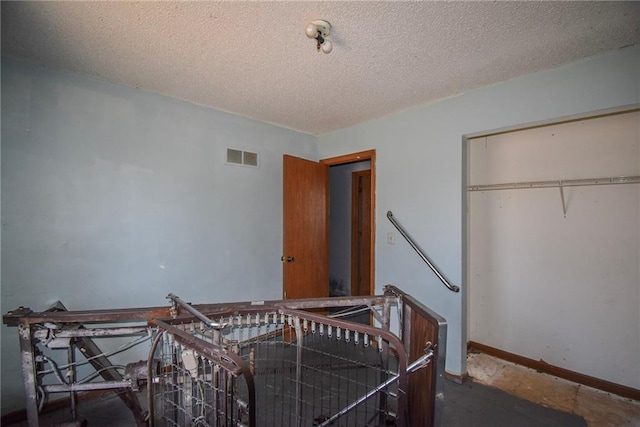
[227,148,259,167]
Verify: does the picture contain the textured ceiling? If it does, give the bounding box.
[2,1,639,135]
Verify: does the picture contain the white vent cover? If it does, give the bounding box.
[227,148,259,167]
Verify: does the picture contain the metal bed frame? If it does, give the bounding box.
[3,285,447,426]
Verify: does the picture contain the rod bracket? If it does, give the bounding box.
[559,181,567,218]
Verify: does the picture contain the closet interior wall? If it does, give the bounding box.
[468,110,640,389]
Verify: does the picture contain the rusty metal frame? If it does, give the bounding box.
[3,288,446,427]
[8,308,150,427]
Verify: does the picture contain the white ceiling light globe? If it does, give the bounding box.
[305,23,318,39]
[321,40,333,54]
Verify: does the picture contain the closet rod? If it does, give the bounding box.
[468,175,640,192]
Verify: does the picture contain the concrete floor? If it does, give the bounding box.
[467,352,640,427]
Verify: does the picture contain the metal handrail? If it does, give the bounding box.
[387,211,460,293]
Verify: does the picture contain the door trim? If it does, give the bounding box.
[321,150,376,296]
[351,169,371,296]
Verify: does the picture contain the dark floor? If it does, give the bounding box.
[442,379,587,427]
[6,377,587,426]
[4,392,142,427]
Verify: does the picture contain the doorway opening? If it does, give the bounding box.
[281,150,375,304]
[322,150,376,299]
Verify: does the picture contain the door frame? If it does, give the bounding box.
[321,150,376,296]
[351,169,372,296]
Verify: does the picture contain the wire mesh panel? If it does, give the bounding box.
[235,309,406,426]
[149,320,255,427]
[150,309,408,427]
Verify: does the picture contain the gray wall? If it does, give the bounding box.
[318,46,640,379]
[0,59,317,413]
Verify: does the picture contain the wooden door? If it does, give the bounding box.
[282,155,329,300]
[351,170,372,296]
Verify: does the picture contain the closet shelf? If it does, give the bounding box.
[468,175,640,218]
[467,175,640,192]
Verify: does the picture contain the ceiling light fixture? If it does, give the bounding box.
[305,19,333,54]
